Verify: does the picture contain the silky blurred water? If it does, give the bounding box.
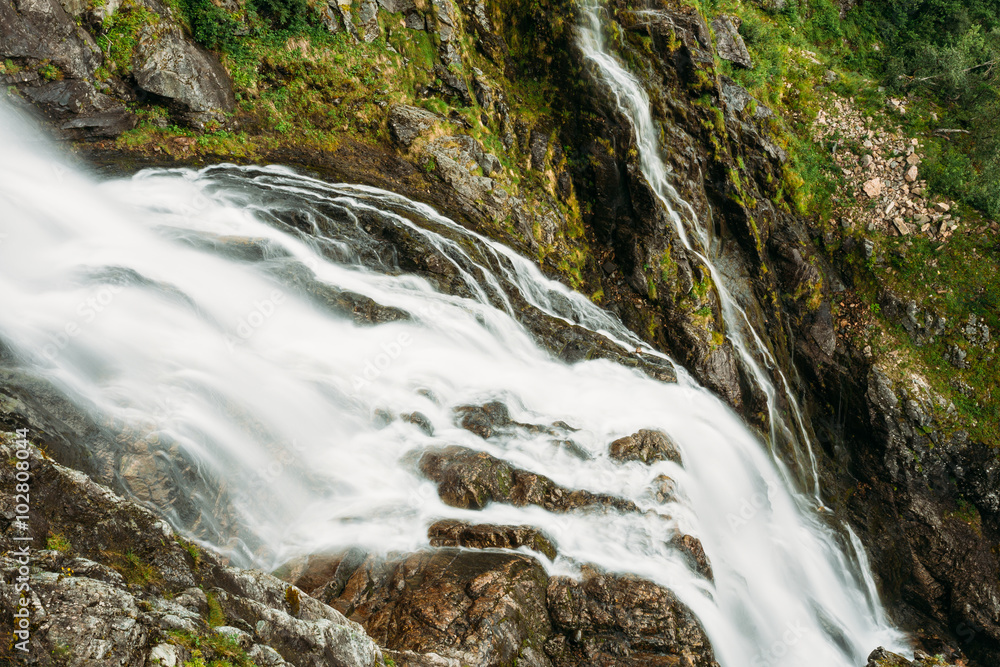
[0,103,905,665]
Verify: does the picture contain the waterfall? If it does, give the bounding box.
[577,2,823,499]
[0,103,906,663]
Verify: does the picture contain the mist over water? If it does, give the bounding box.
[0,104,904,664]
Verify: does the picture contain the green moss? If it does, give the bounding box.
[46,532,72,553]
[206,590,226,627]
[107,550,163,586]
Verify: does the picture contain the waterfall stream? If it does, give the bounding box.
[0,99,905,664]
[578,3,823,499]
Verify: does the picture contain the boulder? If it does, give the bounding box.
[424,134,497,203]
[388,104,445,146]
[720,76,772,119]
[0,0,101,79]
[132,26,235,121]
[608,428,682,465]
[455,400,512,438]
[712,15,752,68]
[545,568,718,666]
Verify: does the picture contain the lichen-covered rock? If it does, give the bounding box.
[132,26,235,121]
[417,444,638,513]
[427,519,558,560]
[0,434,386,667]
[544,567,718,667]
[424,134,496,203]
[389,104,445,146]
[711,15,752,68]
[608,429,682,465]
[0,0,100,79]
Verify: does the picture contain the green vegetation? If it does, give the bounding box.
[170,631,255,667]
[849,0,1000,217]
[96,0,160,77]
[206,590,227,627]
[681,0,1000,447]
[46,532,72,553]
[106,549,163,586]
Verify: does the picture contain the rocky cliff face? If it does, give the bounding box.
[0,0,234,137]
[3,0,1000,663]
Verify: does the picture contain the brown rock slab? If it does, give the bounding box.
[418,445,638,513]
[428,519,558,560]
[328,549,553,667]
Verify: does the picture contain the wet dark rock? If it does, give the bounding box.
[609,428,682,465]
[865,646,962,666]
[455,400,512,438]
[269,261,410,325]
[432,63,472,105]
[530,128,550,170]
[545,567,718,667]
[402,411,435,435]
[832,365,1000,660]
[427,518,558,560]
[417,445,638,513]
[670,533,713,581]
[551,438,592,460]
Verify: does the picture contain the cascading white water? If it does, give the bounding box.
[0,104,907,664]
[577,3,823,498]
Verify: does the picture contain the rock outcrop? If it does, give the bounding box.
[417,444,638,513]
[0,432,385,667]
[0,0,233,137]
[132,26,235,125]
